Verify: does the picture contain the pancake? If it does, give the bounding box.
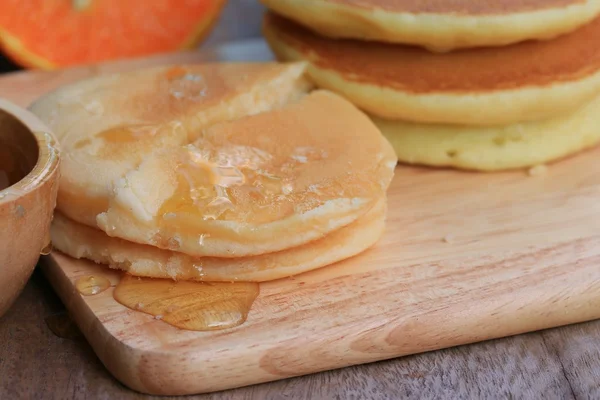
[261,0,600,51]
[29,62,311,227]
[96,90,397,257]
[51,199,386,282]
[263,12,600,126]
[372,93,600,171]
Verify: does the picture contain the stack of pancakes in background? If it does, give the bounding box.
[31,63,396,282]
[262,0,600,171]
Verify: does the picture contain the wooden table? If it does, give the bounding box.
[1,2,600,398]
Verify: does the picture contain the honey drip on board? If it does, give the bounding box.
[113,274,259,331]
[40,242,53,255]
[75,275,111,296]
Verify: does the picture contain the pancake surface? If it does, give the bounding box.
[373,93,600,171]
[261,0,600,50]
[264,13,600,125]
[29,62,311,227]
[96,90,396,257]
[52,199,386,282]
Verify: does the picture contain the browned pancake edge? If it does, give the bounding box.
[265,12,600,93]
[325,0,586,16]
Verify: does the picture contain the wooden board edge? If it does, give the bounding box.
[40,240,600,396]
[39,256,151,392]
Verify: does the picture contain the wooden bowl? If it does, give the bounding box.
[0,99,60,318]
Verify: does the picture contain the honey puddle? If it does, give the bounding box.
[113,275,259,331]
[75,275,111,296]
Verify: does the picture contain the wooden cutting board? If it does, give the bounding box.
[2,41,600,396]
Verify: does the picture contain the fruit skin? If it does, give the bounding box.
[0,0,226,70]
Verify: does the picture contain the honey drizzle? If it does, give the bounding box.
[113,275,259,331]
[157,143,296,225]
[75,275,111,296]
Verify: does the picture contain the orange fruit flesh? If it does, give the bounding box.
[0,0,226,69]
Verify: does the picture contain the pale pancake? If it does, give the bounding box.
[52,200,386,282]
[264,13,600,126]
[372,93,600,171]
[97,90,397,257]
[261,0,600,51]
[29,62,311,227]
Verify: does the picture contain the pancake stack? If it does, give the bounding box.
[262,1,600,171]
[31,63,396,282]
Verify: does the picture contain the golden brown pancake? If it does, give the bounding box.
[96,90,396,257]
[264,12,600,125]
[328,0,584,14]
[261,0,600,51]
[372,93,600,171]
[52,199,386,282]
[29,63,311,227]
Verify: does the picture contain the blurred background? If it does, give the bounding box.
[0,0,264,74]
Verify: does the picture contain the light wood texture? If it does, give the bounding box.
[4,269,600,399]
[1,41,600,396]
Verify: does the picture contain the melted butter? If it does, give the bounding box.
[75,275,111,296]
[113,274,259,331]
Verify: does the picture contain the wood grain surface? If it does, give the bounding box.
[39,140,600,394]
[1,2,600,397]
[5,42,599,394]
[3,269,600,399]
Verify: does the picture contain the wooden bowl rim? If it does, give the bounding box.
[0,98,60,203]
